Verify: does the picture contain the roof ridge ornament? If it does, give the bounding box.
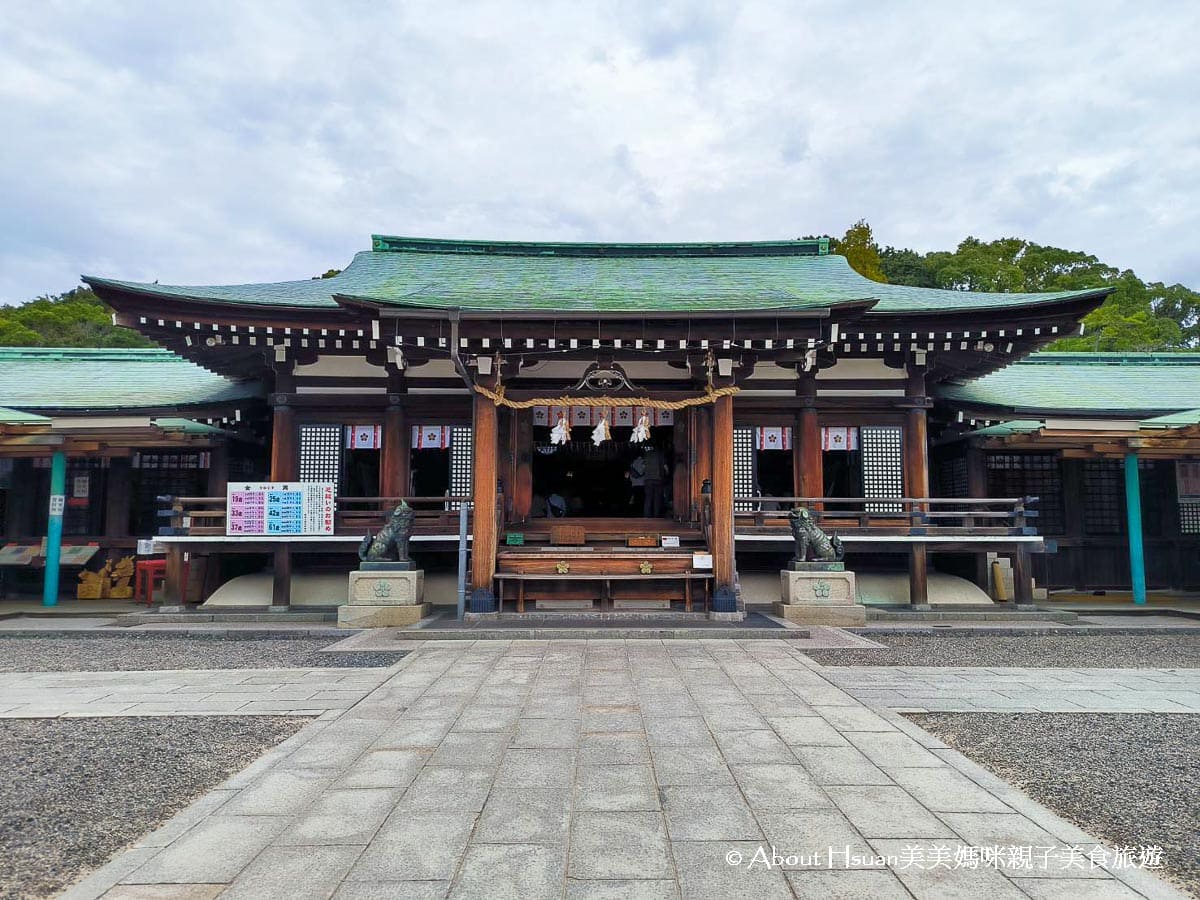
[571,361,641,393]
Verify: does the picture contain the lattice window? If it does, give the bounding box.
[935,455,968,498]
[1083,459,1124,535]
[132,451,210,470]
[1180,501,1200,534]
[985,453,1065,535]
[861,425,903,512]
[733,426,756,511]
[298,424,341,484]
[448,426,473,507]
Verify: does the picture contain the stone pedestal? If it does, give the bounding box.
[338,569,429,628]
[774,564,865,626]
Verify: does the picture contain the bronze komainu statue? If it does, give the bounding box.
[359,501,416,565]
[788,506,844,563]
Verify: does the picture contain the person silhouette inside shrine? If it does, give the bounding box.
[639,444,668,518]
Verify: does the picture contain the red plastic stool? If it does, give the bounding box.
[135,558,188,605]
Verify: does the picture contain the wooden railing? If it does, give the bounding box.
[733,496,1038,537]
[157,495,474,537]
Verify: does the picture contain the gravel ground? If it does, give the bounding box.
[0,716,308,899]
[802,632,1200,668]
[0,634,408,672]
[909,712,1200,898]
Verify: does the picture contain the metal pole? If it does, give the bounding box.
[42,450,66,606]
[456,502,469,620]
[1124,453,1147,605]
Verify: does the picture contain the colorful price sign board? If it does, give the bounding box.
[227,483,336,536]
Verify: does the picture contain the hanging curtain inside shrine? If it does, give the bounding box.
[755,426,792,450]
[411,425,453,449]
[821,426,860,451]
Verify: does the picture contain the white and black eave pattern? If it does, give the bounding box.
[298,424,341,485]
[861,425,904,513]
[449,426,473,508]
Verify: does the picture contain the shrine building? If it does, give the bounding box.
[2,236,1197,615]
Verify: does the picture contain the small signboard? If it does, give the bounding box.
[660,535,680,548]
[59,545,100,565]
[692,552,713,570]
[505,533,525,546]
[227,482,336,536]
[0,544,37,566]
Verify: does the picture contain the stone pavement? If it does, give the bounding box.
[0,668,390,717]
[822,666,1200,713]
[56,640,1185,899]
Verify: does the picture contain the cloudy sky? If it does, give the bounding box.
[1,0,1197,303]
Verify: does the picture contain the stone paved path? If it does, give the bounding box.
[0,668,389,717]
[822,666,1200,713]
[53,640,1185,899]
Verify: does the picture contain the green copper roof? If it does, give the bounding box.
[0,407,51,424]
[960,419,1047,437]
[85,236,1109,315]
[0,348,261,411]
[940,353,1200,416]
[150,417,230,435]
[1140,409,1200,428]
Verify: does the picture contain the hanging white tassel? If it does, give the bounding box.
[550,413,570,446]
[591,413,611,446]
[631,413,651,444]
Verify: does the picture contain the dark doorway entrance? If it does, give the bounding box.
[531,426,673,518]
[411,448,451,498]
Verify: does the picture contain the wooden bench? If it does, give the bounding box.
[494,571,713,613]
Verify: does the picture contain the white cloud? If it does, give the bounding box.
[1,0,1197,302]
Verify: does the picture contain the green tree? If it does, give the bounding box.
[879,247,936,287]
[835,219,887,283]
[0,286,154,348]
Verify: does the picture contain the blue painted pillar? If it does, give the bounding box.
[42,450,66,606]
[1124,452,1147,605]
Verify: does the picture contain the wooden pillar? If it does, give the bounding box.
[513,410,533,521]
[672,414,689,521]
[796,372,821,501]
[965,444,988,590]
[691,407,712,522]
[1013,545,1033,606]
[469,390,498,609]
[269,404,297,482]
[105,457,132,539]
[207,443,229,497]
[162,544,186,607]
[711,393,735,589]
[271,544,292,608]
[381,403,408,497]
[908,542,928,609]
[1061,457,1086,590]
[905,364,930,607]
